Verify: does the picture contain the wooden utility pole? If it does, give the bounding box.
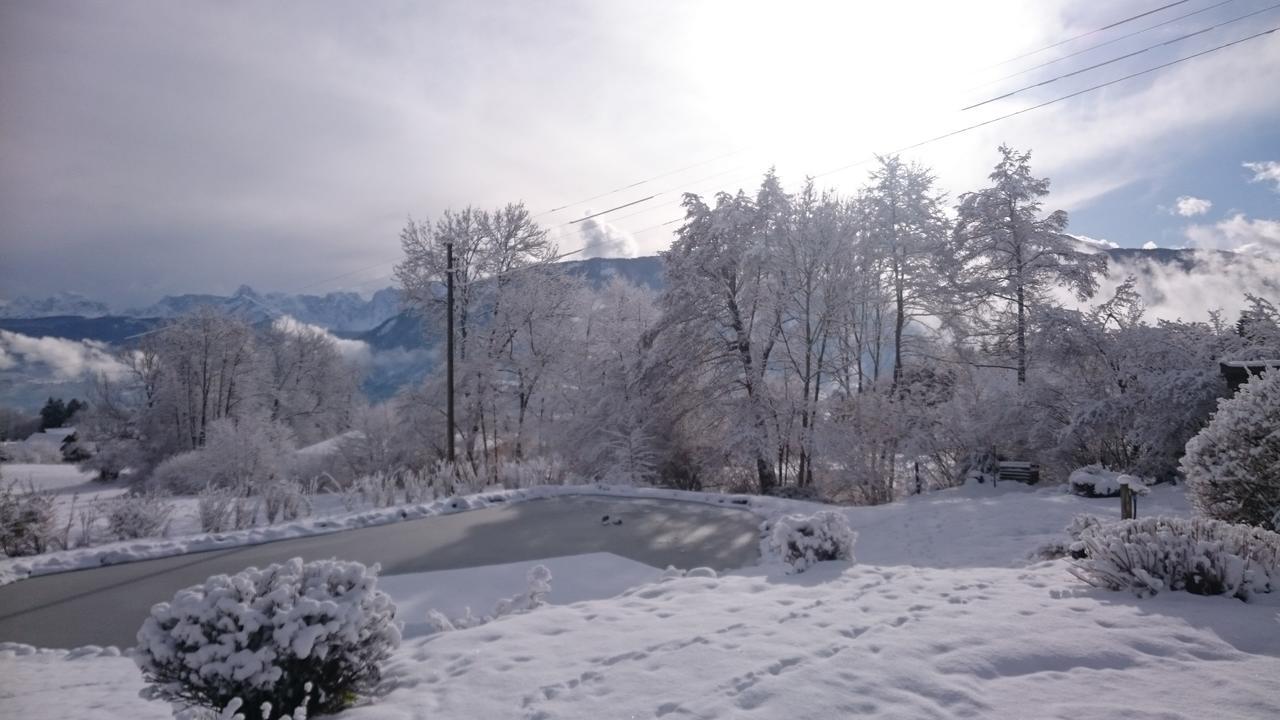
[446,239,455,464]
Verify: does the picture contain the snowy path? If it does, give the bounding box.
[0,496,758,648]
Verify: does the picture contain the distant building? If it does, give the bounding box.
[1220,361,1280,393]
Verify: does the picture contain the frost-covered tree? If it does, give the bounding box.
[1035,281,1229,481]
[655,179,783,493]
[1183,370,1280,530]
[555,278,661,483]
[395,202,564,476]
[861,156,949,392]
[262,317,360,445]
[949,145,1105,384]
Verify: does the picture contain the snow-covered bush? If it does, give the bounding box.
[1069,516,1280,600]
[495,457,569,490]
[262,480,310,524]
[1067,465,1150,498]
[146,416,295,495]
[766,511,857,573]
[106,493,173,539]
[135,558,400,720]
[1032,514,1102,561]
[197,487,236,533]
[426,564,552,633]
[0,481,58,556]
[349,469,439,509]
[148,450,208,496]
[1182,369,1280,530]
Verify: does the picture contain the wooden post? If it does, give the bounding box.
[1118,474,1134,520]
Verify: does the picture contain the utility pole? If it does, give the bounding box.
[446,239,456,464]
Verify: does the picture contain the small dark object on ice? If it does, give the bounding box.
[601,515,611,524]
[600,515,623,526]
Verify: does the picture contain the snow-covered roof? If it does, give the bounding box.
[1221,360,1280,368]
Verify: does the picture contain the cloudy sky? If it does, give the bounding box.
[2,0,1278,307]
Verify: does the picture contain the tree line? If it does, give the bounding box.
[65,145,1280,505]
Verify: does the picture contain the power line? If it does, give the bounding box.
[293,8,1272,297]
[963,2,1280,111]
[337,22,1278,292]
[534,4,1197,228]
[535,148,744,217]
[985,1,1193,69]
[972,0,1240,92]
[815,25,1277,179]
[567,194,658,224]
[290,258,402,294]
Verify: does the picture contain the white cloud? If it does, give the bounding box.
[0,330,129,380]
[1065,251,1280,324]
[1244,161,1280,193]
[1069,233,1118,251]
[1184,213,1280,256]
[272,315,371,365]
[1172,196,1211,217]
[575,216,638,259]
[1141,241,1159,250]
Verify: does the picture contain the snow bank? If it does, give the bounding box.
[425,564,552,634]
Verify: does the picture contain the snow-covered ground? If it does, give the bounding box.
[2,481,1278,719]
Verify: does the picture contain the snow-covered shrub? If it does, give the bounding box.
[147,450,208,496]
[147,417,295,495]
[1032,514,1103,561]
[1067,465,1150,498]
[496,457,569,490]
[193,485,254,531]
[135,558,400,720]
[349,470,439,509]
[1069,516,1280,600]
[197,487,236,534]
[766,511,857,573]
[75,499,103,547]
[262,480,310,524]
[231,495,258,530]
[106,493,173,539]
[0,481,58,556]
[426,564,552,633]
[1183,369,1280,530]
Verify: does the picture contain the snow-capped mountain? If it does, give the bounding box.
[0,292,112,319]
[125,285,403,332]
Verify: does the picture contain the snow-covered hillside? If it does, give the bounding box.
[2,481,1276,719]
